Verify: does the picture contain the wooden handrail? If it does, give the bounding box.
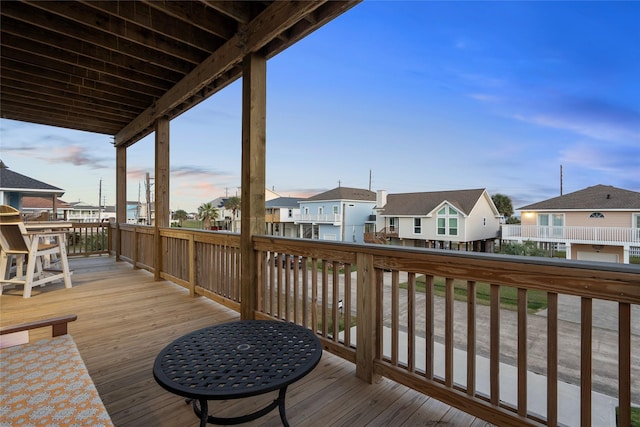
[0,314,78,337]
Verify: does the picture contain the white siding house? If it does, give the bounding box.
[374,188,501,251]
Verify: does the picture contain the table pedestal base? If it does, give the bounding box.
[190,386,289,427]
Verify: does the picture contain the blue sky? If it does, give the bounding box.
[1,1,639,213]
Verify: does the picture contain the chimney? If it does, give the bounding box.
[376,190,387,209]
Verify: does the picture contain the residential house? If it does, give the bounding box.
[374,188,501,252]
[208,188,280,231]
[266,197,304,237]
[295,186,376,243]
[66,202,116,223]
[21,196,71,221]
[0,161,65,212]
[502,184,640,264]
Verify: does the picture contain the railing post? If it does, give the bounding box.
[356,252,378,383]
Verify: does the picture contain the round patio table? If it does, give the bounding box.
[153,320,322,427]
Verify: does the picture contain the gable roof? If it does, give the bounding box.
[519,185,640,210]
[0,161,64,195]
[265,197,304,208]
[305,186,375,202]
[381,188,487,216]
[21,196,70,209]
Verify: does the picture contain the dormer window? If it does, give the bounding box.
[589,212,605,219]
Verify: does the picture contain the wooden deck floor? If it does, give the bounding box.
[1,256,484,427]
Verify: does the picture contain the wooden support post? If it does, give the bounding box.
[356,252,377,383]
[116,146,127,261]
[154,117,170,281]
[240,53,266,320]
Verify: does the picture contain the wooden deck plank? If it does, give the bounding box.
[1,256,480,427]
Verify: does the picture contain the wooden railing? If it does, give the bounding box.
[502,224,640,245]
[65,222,111,257]
[111,225,640,426]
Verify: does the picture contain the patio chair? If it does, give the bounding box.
[0,205,72,298]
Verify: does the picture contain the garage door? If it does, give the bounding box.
[577,251,619,263]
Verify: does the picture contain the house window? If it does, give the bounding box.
[318,207,323,215]
[589,212,605,218]
[304,207,309,215]
[389,217,397,233]
[437,206,459,236]
[333,205,339,214]
[414,218,421,234]
[538,213,564,237]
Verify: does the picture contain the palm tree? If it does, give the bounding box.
[491,193,514,220]
[197,202,219,230]
[224,196,241,232]
[173,209,188,227]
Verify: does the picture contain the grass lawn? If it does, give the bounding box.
[401,275,548,312]
[617,406,640,426]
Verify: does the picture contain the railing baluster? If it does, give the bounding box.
[490,283,500,405]
[302,257,309,328]
[581,297,592,426]
[425,274,434,380]
[311,258,318,333]
[293,255,299,324]
[343,262,351,347]
[322,260,329,336]
[467,280,476,397]
[269,253,276,315]
[518,288,528,416]
[276,253,283,319]
[619,302,631,427]
[391,270,399,365]
[445,277,454,387]
[332,265,339,341]
[408,272,416,372]
[547,292,558,426]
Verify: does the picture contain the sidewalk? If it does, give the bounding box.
[346,326,618,427]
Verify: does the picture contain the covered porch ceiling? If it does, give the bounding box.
[0,0,360,147]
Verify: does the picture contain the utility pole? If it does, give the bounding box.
[369,169,372,191]
[560,165,563,196]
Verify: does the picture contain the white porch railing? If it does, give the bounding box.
[502,225,640,245]
[294,213,341,223]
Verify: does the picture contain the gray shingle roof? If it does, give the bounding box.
[306,187,375,202]
[0,161,64,193]
[519,185,640,210]
[381,188,486,216]
[265,197,305,208]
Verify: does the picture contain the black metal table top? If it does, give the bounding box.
[153,320,322,401]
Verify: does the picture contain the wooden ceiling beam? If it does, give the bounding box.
[27,1,209,65]
[0,84,139,121]
[78,1,226,53]
[0,73,150,111]
[0,24,186,84]
[0,103,124,135]
[1,54,165,101]
[141,0,239,39]
[200,1,256,24]
[0,9,195,75]
[1,91,136,123]
[116,1,328,147]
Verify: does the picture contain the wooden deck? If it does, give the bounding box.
[0,256,485,427]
